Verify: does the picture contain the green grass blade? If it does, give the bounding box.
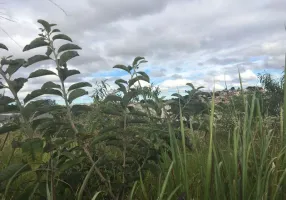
[91,191,102,200]
[77,162,96,200]
[158,161,174,200]
[129,181,138,200]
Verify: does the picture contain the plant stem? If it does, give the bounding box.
[0,131,9,151]
[49,41,78,135]
[0,68,34,137]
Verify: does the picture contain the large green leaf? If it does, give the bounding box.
[24,55,50,67]
[137,71,150,82]
[24,89,62,104]
[68,89,88,104]
[186,83,195,90]
[0,43,8,51]
[24,90,43,104]
[37,19,51,33]
[122,90,137,106]
[0,96,14,105]
[115,79,128,85]
[0,164,29,182]
[45,47,53,57]
[21,138,44,170]
[10,78,27,93]
[5,59,25,76]
[58,68,80,81]
[29,69,57,78]
[52,34,72,42]
[1,58,11,65]
[41,81,61,90]
[51,29,60,33]
[23,38,49,52]
[68,82,92,92]
[104,94,122,102]
[132,56,145,66]
[0,123,20,135]
[113,65,130,73]
[116,83,127,94]
[128,75,149,87]
[42,88,63,97]
[59,51,79,66]
[58,43,82,54]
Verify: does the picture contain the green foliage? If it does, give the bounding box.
[59,51,79,66]
[53,34,73,42]
[24,55,51,67]
[68,82,92,92]
[28,69,57,78]
[58,43,82,54]
[68,89,88,104]
[23,38,49,52]
[0,43,8,51]
[1,19,286,200]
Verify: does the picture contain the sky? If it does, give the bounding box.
[0,0,286,104]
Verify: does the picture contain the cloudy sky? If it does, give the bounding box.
[0,0,286,103]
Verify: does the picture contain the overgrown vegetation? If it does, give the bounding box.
[0,19,286,200]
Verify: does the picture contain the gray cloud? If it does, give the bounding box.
[1,0,286,99]
[150,69,166,77]
[171,74,183,79]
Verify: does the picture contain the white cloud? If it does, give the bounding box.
[1,0,285,100]
[160,79,191,88]
[240,69,257,80]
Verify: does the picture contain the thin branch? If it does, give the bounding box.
[47,0,68,16]
[0,26,22,49]
[0,15,15,22]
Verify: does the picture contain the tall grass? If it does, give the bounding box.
[136,70,286,199]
